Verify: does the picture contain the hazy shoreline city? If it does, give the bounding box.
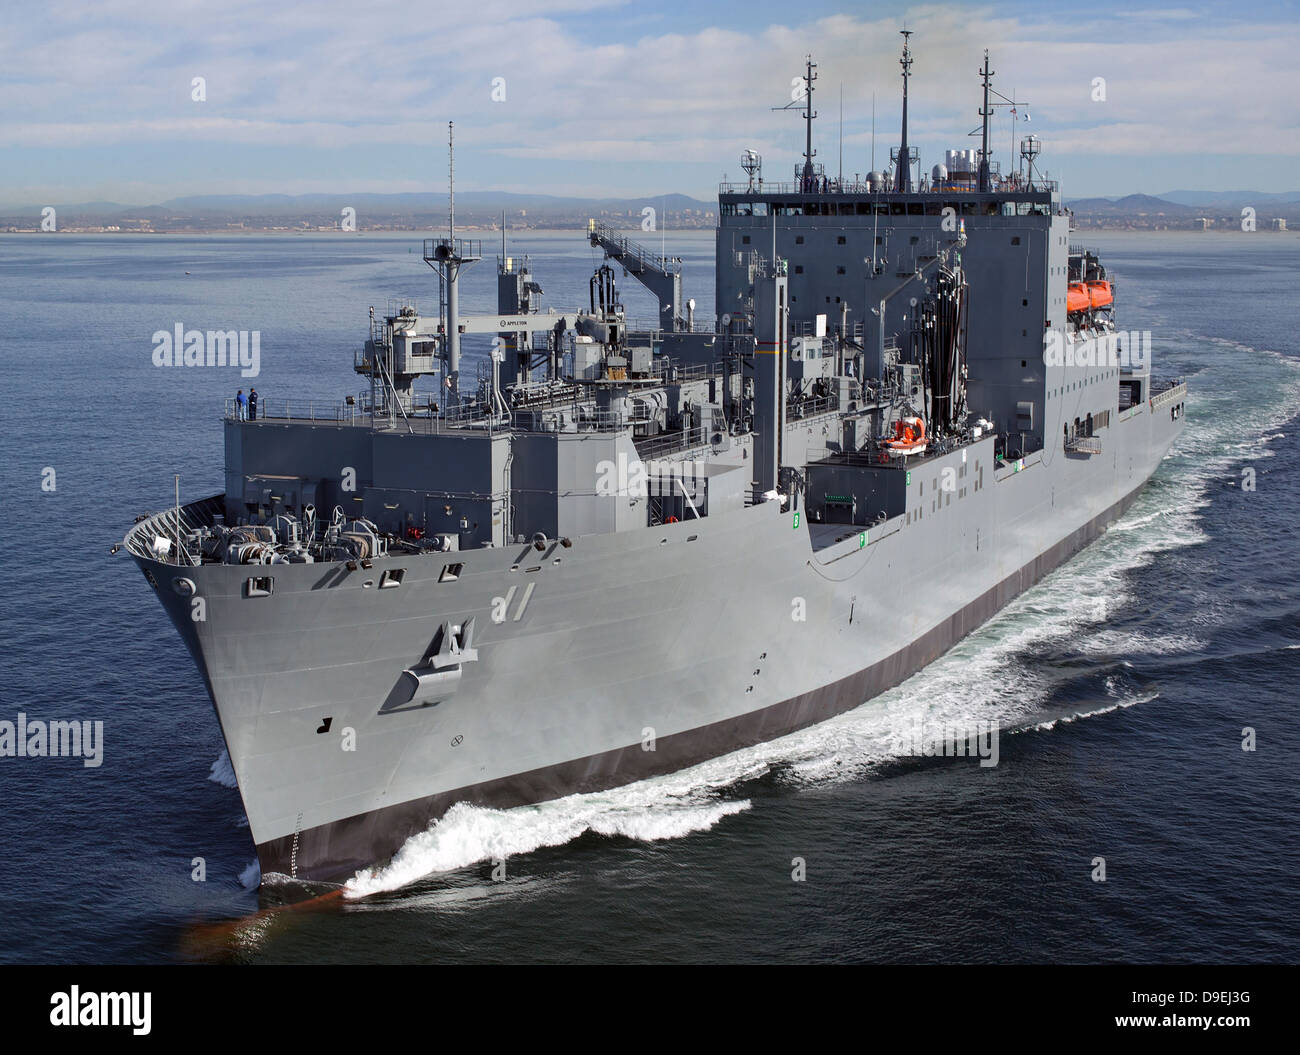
[6,190,1296,235]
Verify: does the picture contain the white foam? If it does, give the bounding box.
[1082,628,1206,656]
[208,750,237,788]
[349,874,563,914]
[239,859,261,890]
[1030,692,1156,732]
[346,789,750,897]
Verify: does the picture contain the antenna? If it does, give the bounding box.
[1011,86,1016,171]
[803,55,818,191]
[893,29,914,192]
[966,75,1031,187]
[838,82,843,185]
[423,121,480,403]
[772,55,818,193]
[978,50,994,192]
[871,91,876,173]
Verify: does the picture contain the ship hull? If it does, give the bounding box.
[133,399,1184,884]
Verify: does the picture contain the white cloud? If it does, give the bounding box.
[4,2,1297,199]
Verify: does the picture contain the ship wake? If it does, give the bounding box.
[346,781,752,898]
[340,334,1297,899]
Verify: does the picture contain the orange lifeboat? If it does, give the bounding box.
[1067,282,1090,314]
[886,416,928,457]
[1087,280,1113,309]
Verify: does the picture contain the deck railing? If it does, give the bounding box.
[1149,380,1187,412]
[124,495,226,565]
[224,398,363,424]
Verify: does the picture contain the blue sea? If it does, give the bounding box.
[1,229,1296,963]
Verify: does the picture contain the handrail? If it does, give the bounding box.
[588,220,681,277]
[124,495,226,564]
[635,424,708,459]
[1149,380,1187,411]
[719,177,1058,196]
[224,398,360,423]
[422,237,482,262]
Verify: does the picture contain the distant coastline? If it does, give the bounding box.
[3,189,1297,235]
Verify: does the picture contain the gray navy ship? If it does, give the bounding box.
[125,36,1187,884]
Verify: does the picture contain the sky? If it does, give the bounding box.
[2,0,1298,206]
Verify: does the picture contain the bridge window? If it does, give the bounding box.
[795,235,804,244]
[837,236,847,244]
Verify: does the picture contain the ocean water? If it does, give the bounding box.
[0,229,1296,964]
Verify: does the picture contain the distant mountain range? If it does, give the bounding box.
[1066,191,1300,215]
[5,189,1298,232]
[12,188,1298,213]
[2,191,714,217]
[1065,194,1198,216]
